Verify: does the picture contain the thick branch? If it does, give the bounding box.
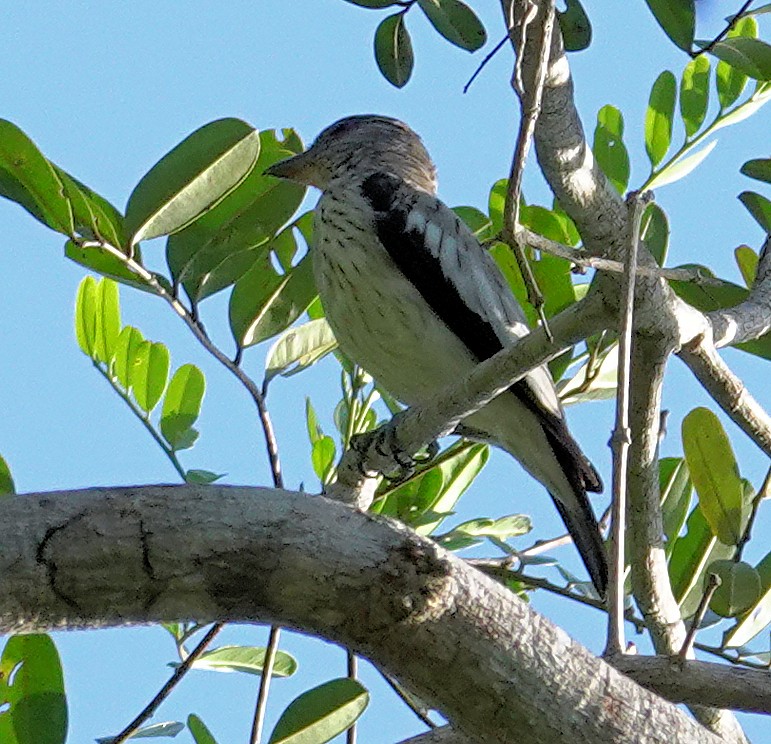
[1,485,723,744]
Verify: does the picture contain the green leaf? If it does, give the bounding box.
[0,119,74,236]
[740,157,771,184]
[724,551,771,647]
[646,139,717,190]
[305,397,323,446]
[682,407,746,545]
[592,104,630,194]
[559,345,618,404]
[312,436,337,483]
[708,560,761,618]
[187,715,218,744]
[557,0,591,52]
[161,364,206,451]
[417,0,486,52]
[343,0,397,6]
[668,505,735,617]
[125,118,260,246]
[640,202,669,265]
[734,245,758,287]
[112,326,145,391]
[94,279,121,366]
[65,240,152,293]
[97,721,184,742]
[265,319,338,384]
[739,190,771,233]
[374,13,414,88]
[167,130,305,303]
[645,70,678,168]
[487,178,507,234]
[0,454,15,495]
[440,514,532,542]
[710,37,771,81]
[183,646,297,677]
[643,0,695,51]
[74,276,98,357]
[268,678,369,744]
[452,206,495,241]
[185,470,225,484]
[131,341,170,414]
[712,80,771,133]
[680,55,710,137]
[716,16,756,109]
[230,254,316,349]
[0,634,67,744]
[659,457,693,554]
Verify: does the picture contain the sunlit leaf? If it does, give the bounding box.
[132,341,170,413]
[645,71,677,168]
[0,454,15,495]
[265,318,338,383]
[680,55,710,137]
[682,407,746,545]
[312,436,337,483]
[734,245,758,287]
[75,276,98,357]
[93,279,121,366]
[183,646,297,677]
[374,13,414,88]
[559,345,618,404]
[185,470,224,485]
[97,721,184,742]
[187,715,218,744]
[715,16,756,108]
[646,139,717,190]
[161,364,205,451]
[112,326,145,391]
[593,104,629,194]
[640,202,669,265]
[659,457,692,554]
[126,118,260,246]
[710,37,771,81]
[268,678,369,744]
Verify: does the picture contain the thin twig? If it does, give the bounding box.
[463,33,510,93]
[605,191,651,657]
[379,671,438,729]
[109,623,223,744]
[347,651,358,744]
[503,0,555,339]
[679,573,722,660]
[250,625,282,744]
[735,465,770,562]
[696,0,753,56]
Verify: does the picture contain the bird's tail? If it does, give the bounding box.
[549,493,608,597]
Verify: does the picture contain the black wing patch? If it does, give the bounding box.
[361,172,602,497]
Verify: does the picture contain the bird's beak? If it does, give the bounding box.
[264,151,316,185]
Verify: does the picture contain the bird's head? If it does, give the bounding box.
[265,115,437,193]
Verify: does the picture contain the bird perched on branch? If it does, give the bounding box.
[266,115,607,595]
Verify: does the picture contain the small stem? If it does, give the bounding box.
[250,625,282,744]
[696,0,753,55]
[605,191,650,657]
[379,671,437,729]
[346,651,358,744]
[679,573,721,660]
[109,623,222,744]
[735,466,770,562]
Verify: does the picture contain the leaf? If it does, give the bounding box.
[680,55,710,137]
[125,118,260,246]
[710,37,771,81]
[112,326,145,391]
[682,407,746,546]
[593,104,630,194]
[645,71,677,168]
[715,16,756,108]
[559,345,618,404]
[160,364,206,451]
[452,206,495,241]
[0,634,67,744]
[0,119,74,235]
[712,80,771,133]
[343,0,397,6]
[708,560,761,617]
[94,279,121,366]
[97,721,184,742]
[265,318,338,383]
[131,341,170,414]
[739,190,771,233]
[187,715,218,744]
[74,276,98,357]
[166,130,305,303]
[724,551,771,647]
[268,678,369,744]
[557,0,591,52]
[643,0,695,52]
[640,202,669,265]
[440,514,532,540]
[740,157,771,184]
[659,457,693,553]
[312,436,337,483]
[0,454,15,495]
[645,139,717,190]
[668,505,735,617]
[417,0,486,52]
[65,240,152,293]
[184,646,297,677]
[374,13,414,88]
[734,245,758,287]
[185,470,224,484]
[230,254,316,349]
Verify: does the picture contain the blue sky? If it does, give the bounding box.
[1,1,769,742]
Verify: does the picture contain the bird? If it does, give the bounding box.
[266,115,607,595]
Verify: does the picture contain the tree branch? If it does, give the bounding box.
[0,485,726,744]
